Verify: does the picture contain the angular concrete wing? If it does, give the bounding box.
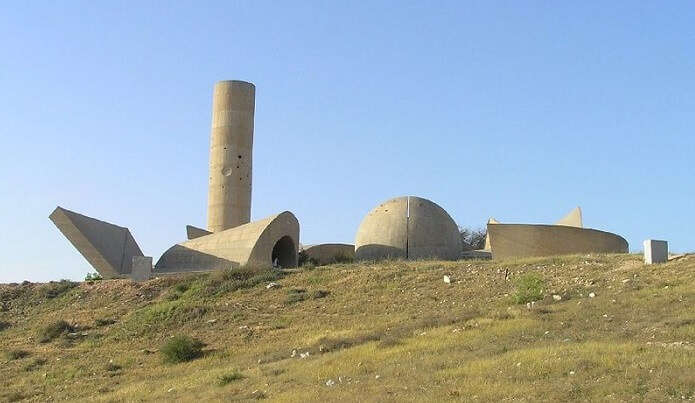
[186,225,212,240]
[155,211,299,273]
[555,207,583,228]
[49,206,143,278]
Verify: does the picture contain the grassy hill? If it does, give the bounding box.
[1,254,694,401]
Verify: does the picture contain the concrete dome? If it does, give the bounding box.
[354,196,460,261]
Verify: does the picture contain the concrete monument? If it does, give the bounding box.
[301,243,355,265]
[643,239,668,264]
[355,196,460,261]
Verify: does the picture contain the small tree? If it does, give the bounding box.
[459,227,487,250]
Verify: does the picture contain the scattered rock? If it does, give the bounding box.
[300,352,310,359]
[443,276,451,284]
[375,375,381,379]
[266,282,280,289]
[552,295,562,301]
[589,292,596,298]
[291,350,297,358]
[326,379,336,387]
[206,319,217,324]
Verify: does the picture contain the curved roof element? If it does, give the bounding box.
[155,211,299,273]
[555,207,583,228]
[355,196,460,261]
[186,225,211,240]
[487,223,628,260]
[301,243,355,265]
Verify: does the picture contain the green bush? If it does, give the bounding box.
[161,335,205,363]
[37,320,74,343]
[23,358,47,371]
[218,371,244,385]
[5,349,30,360]
[0,321,10,331]
[513,273,545,304]
[85,272,103,282]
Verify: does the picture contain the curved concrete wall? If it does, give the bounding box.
[487,223,628,260]
[156,211,299,273]
[355,196,460,261]
[302,243,355,265]
[207,80,255,232]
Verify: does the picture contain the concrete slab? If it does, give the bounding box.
[131,256,152,282]
[186,225,212,240]
[644,240,668,264]
[555,206,583,228]
[49,206,143,278]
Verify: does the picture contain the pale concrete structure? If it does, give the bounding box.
[643,239,668,264]
[355,196,460,261]
[487,223,628,260]
[186,225,211,240]
[555,207,583,227]
[131,256,152,282]
[483,217,499,251]
[301,243,355,265]
[207,80,255,233]
[155,211,299,273]
[49,207,143,279]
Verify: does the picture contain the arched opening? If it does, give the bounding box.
[271,236,297,268]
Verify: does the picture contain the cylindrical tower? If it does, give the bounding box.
[207,80,255,232]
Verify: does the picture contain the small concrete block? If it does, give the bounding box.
[643,240,668,264]
[131,256,152,281]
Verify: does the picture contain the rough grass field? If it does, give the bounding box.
[1,254,694,401]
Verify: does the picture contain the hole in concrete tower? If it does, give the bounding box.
[271,236,296,268]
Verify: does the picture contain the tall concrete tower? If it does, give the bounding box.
[207,80,255,232]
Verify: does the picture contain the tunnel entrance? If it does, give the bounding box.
[271,236,297,268]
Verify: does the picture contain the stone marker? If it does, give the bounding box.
[131,256,152,282]
[643,240,668,264]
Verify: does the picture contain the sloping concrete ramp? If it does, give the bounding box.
[186,225,212,240]
[487,223,628,260]
[155,211,299,273]
[49,206,143,278]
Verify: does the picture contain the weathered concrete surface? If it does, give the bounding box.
[207,80,255,232]
[49,206,143,279]
[355,196,460,261]
[186,225,212,240]
[644,239,668,264]
[487,223,628,260]
[483,217,499,251]
[131,256,152,282]
[301,243,355,265]
[555,207,583,227]
[156,211,299,273]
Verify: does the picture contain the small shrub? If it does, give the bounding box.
[0,321,10,331]
[6,349,30,360]
[298,251,318,267]
[285,289,308,304]
[37,320,74,343]
[2,391,24,402]
[106,361,122,372]
[84,272,103,282]
[218,371,244,385]
[24,358,47,371]
[161,335,205,363]
[331,253,354,264]
[94,318,116,327]
[513,273,545,304]
[310,290,330,299]
[39,280,78,299]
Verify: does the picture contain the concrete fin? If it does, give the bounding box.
[186,225,212,240]
[49,206,143,278]
[555,207,583,228]
[483,217,499,251]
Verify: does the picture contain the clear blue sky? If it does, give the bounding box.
[1,1,693,282]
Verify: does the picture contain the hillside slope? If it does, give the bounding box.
[1,254,694,401]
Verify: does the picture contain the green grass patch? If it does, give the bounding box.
[513,273,545,304]
[5,349,30,360]
[37,320,74,343]
[161,335,205,363]
[218,371,244,385]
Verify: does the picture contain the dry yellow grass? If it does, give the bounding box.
[1,253,694,401]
